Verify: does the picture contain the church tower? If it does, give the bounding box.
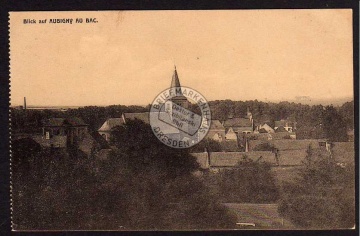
[170,66,189,109]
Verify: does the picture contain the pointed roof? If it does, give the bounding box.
[123,112,150,124]
[209,120,225,130]
[169,66,188,103]
[98,118,124,132]
[171,66,181,88]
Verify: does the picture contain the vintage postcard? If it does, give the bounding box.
[9,10,355,231]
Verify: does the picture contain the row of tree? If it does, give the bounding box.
[11,100,353,142]
[207,100,353,141]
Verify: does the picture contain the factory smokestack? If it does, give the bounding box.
[24,97,26,110]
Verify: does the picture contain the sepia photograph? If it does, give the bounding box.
[9,9,355,231]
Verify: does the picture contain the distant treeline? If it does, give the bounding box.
[205,100,353,141]
[12,100,353,141]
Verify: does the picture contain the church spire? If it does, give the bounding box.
[169,66,189,109]
[171,65,181,88]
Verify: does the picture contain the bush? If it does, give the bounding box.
[279,146,355,229]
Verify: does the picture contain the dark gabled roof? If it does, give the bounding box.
[270,139,319,151]
[220,140,240,152]
[223,117,252,127]
[90,131,110,149]
[210,120,225,130]
[275,120,293,127]
[209,151,276,167]
[43,117,88,127]
[66,117,87,126]
[43,118,66,127]
[123,112,150,124]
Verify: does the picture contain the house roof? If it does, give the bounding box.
[210,120,225,130]
[98,118,124,132]
[209,151,276,167]
[43,118,65,127]
[278,149,307,166]
[275,120,293,127]
[270,139,319,151]
[226,127,236,134]
[66,117,88,126]
[259,128,269,133]
[275,126,287,132]
[259,123,275,131]
[223,117,252,127]
[123,112,150,124]
[220,141,240,152]
[43,117,87,127]
[91,131,110,149]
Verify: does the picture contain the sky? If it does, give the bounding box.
[10,10,353,106]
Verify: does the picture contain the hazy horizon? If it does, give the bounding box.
[10,10,353,106]
[11,96,353,108]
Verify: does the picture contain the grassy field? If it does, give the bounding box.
[223,203,295,229]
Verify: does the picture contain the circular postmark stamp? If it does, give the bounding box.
[150,86,211,148]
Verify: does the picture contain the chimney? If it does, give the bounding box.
[24,97,27,110]
[245,138,249,152]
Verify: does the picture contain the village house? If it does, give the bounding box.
[191,151,277,173]
[12,116,108,157]
[206,120,226,142]
[98,118,125,142]
[255,123,275,134]
[98,112,150,142]
[41,117,89,147]
[274,119,296,133]
[223,117,253,134]
[223,108,254,135]
[225,127,237,141]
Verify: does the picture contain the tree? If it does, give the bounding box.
[279,145,355,228]
[188,138,223,153]
[209,155,279,203]
[339,101,354,130]
[323,106,348,142]
[13,121,237,230]
[99,119,237,229]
